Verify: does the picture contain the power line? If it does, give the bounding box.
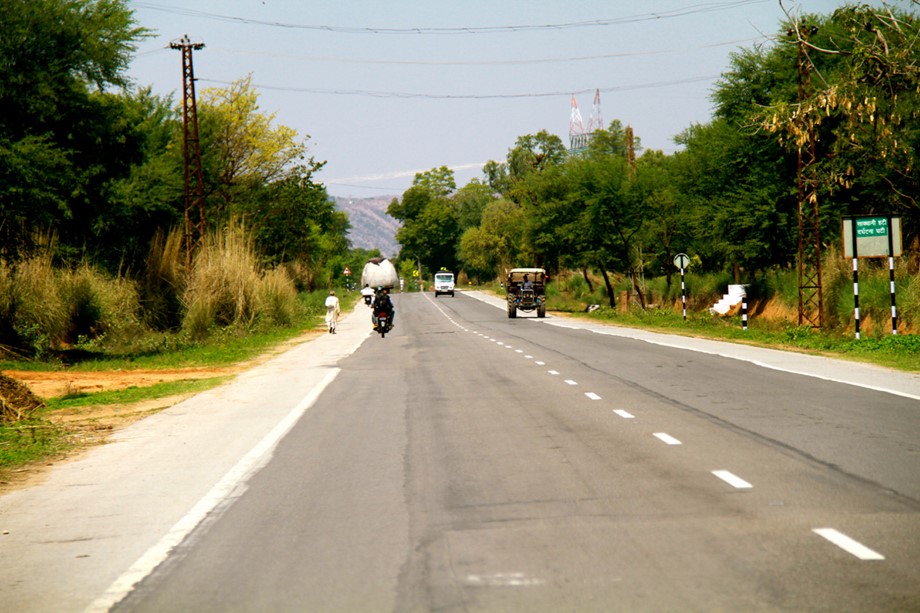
[198,75,718,99]
[133,0,770,35]
[209,36,766,67]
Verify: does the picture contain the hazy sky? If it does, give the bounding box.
[126,1,884,198]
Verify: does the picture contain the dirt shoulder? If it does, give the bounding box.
[1,328,325,493]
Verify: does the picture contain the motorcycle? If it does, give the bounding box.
[375,310,391,338]
[363,294,373,306]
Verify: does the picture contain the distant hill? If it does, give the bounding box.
[334,196,401,258]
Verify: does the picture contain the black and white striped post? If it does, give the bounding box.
[852,257,861,340]
[850,220,861,340]
[674,253,690,322]
[742,292,748,331]
[888,215,898,335]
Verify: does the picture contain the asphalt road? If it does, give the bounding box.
[2,291,919,612]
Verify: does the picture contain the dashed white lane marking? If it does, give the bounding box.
[548,370,560,375]
[653,432,682,445]
[585,392,602,400]
[564,379,578,386]
[465,573,545,587]
[712,470,753,489]
[535,361,545,366]
[613,409,635,419]
[524,355,533,359]
[813,528,885,560]
[515,349,523,353]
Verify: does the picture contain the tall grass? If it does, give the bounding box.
[140,229,185,331]
[0,256,145,358]
[182,224,301,338]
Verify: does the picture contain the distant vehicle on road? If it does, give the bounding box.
[506,267,546,318]
[434,271,455,297]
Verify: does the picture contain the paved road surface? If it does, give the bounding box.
[1,291,918,612]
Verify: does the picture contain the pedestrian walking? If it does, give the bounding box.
[324,290,340,333]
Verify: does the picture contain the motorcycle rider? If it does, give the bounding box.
[360,283,375,306]
[372,286,395,330]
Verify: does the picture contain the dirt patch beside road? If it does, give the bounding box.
[0,328,324,492]
[3,367,240,400]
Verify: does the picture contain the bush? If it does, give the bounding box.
[5,256,66,358]
[140,229,185,331]
[256,268,299,327]
[59,264,143,345]
[182,225,301,338]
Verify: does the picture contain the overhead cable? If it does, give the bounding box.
[133,0,771,35]
[197,75,718,99]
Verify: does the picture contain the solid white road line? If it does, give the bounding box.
[653,432,682,445]
[712,470,753,489]
[813,528,885,560]
[86,368,341,613]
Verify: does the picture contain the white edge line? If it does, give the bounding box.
[85,368,341,613]
[813,528,885,560]
[459,291,920,402]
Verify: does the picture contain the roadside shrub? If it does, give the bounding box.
[60,264,144,348]
[182,225,261,338]
[140,229,185,331]
[8,256,66,358]
[256,268,299,327]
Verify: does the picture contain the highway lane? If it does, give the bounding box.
[115,291,920,612]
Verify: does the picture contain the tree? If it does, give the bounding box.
[389,167,462,273]
[672,119,795,277]
[458,198,524,280]
[727,5,920,271]
[587,120,642,157]
[197,76,306,227]
[453,179,496,231]
[0,0,149,262]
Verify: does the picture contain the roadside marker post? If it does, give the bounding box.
[673,253,690,322]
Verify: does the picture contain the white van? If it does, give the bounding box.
[433,271,455,297]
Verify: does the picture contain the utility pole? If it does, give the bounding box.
[792,24,823,328]
[170,35,206,273]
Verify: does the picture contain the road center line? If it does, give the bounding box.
[564,379,578,385]
[653,432,682,445]
[613,409,634,419]
[813,528,885,560]
[712,470,753,489]
[548,370,560,375]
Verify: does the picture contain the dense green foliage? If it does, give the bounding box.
[392,5,918,326]
[0,0,353,357]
